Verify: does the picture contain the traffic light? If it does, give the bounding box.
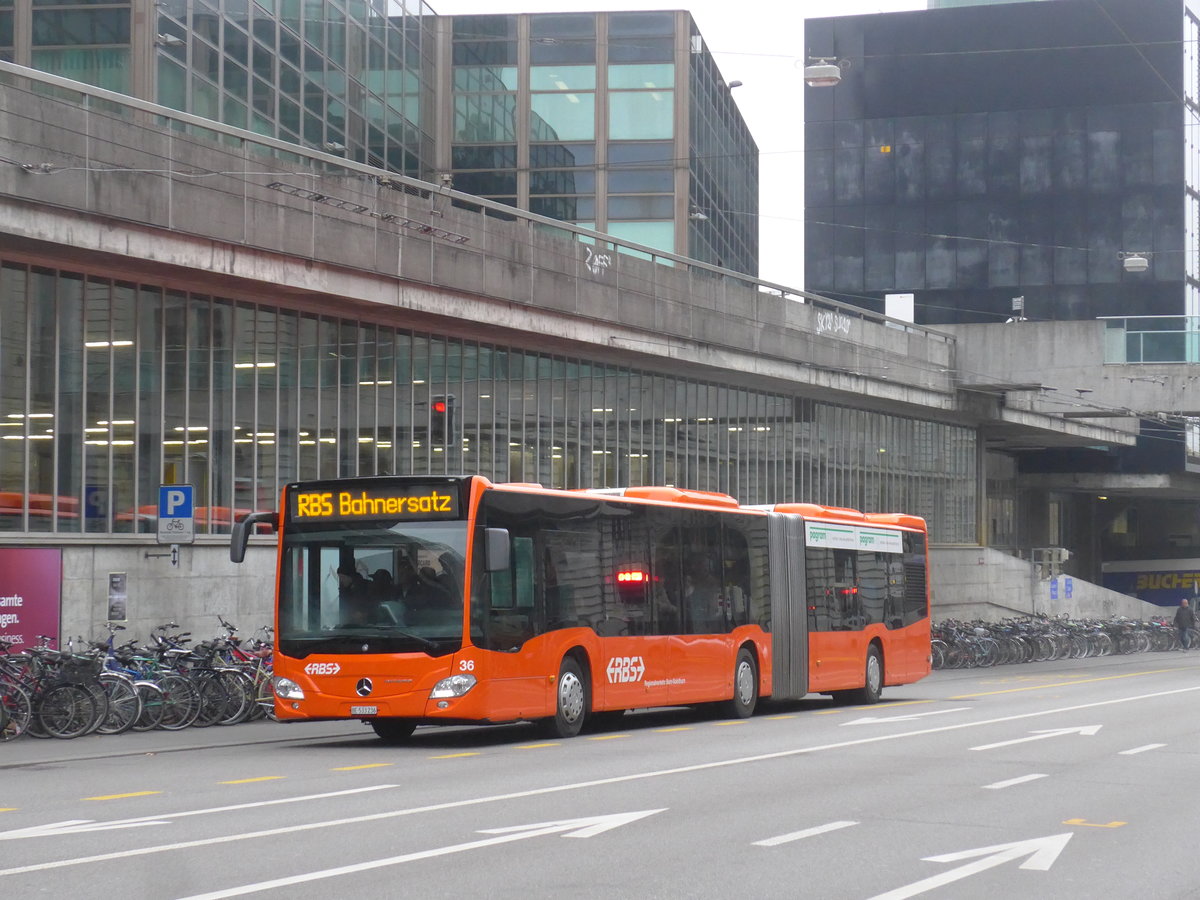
[430,394,455,444]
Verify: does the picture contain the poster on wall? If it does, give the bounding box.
[0,547,63,648]
[107,572,127,623]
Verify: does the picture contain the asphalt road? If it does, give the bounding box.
[2,651,1198,899]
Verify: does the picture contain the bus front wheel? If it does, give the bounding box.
[722,647,758,719]
[370,718,417,743]
[545,656,588,738]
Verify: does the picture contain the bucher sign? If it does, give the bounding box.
[0,548,62,647]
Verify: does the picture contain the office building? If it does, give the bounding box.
[805,0,1200,600]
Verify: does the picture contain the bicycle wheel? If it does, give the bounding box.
[97,674,142,735]
[80,680,109,735]
[190,672,228,728]
[253,670,277,721]
[36,683,98,739]
[156,673,201,730]
[131,681,165,731]
[215,670,254,725]
[1,683,32,741]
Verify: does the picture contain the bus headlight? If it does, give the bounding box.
[272,676,305,700]
[430,673,477,698]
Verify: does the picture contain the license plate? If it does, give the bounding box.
[350,705,378,716]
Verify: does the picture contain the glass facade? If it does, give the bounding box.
[0,258,977,542]
[444,11,758,277]
[5,0,436,178]
[806,0,1188,325]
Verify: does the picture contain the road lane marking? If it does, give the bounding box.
[0,809,15,813]
[653,727,693,732]
[219,777,285,785]
[952,668,1177,699]
[1119,743,1165,755]
[971,725,1101,751]
[178,810,666,900]
[7,683,1197,877]
[515,743,559,750]
[766,715,796,720]
[332,764,394,771]
[982,774,1048,790]
[82,792,162,802]
[0,786,395,842]
[711,721,745,727]
[753,821,858,846]
[586,734,629,740]
[871,700,934,710]
[1062,818,1126,828]
[430,752,480,759]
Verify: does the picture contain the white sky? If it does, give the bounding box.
[430,0,928,286]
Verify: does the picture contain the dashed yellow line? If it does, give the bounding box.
[516,743,560,749]
[654,726,693,733]
[767,714,797,720]
[712,720,746,726]
[587,734,629,740]
[219,776,285,785]
[332,763,394,771]
[1063,818,1127,828]
[430,752,480,759]
[871,700,933,710]
[0,808,16,813]
[815,709,841,715]
[953,668,1177,699]
[83,791,162,801]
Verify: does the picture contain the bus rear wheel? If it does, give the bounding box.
[545,656,588,738]
[853,645,884,704]
[722,648,758,719]
[370,718,417,743]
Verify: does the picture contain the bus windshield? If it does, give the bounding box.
[278,520,468,658]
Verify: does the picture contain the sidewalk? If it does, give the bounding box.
[0,717,368,769]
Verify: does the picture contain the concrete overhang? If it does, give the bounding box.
[981,405,1137,452]
[1018,471,1200,500]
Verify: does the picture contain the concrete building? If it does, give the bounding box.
[804,0,1200,607]
[0,3,756,275]
[1,60,1150,641]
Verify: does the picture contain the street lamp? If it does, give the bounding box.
[804,58,843,87]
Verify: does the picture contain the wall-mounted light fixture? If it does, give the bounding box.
[804,57,845,87]
[688,205,709,222]
[1120,251,1150,272]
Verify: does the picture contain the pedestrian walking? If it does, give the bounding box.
[1174,598,1196,650]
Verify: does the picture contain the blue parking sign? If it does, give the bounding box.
[1049,577,1059,600]
[158,484,195,544]
[159,485,193,518]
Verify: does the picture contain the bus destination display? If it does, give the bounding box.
[290,485,460,522]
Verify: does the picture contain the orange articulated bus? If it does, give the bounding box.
[230,476,931,742]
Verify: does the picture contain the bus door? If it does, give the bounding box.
[663,512,728,704]
[473,531,549,721]
[572,507,670,712]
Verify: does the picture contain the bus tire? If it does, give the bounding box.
[853,644,884,705]
[545,656,588,738]
[370,718,417,743]
[723,647,758,719]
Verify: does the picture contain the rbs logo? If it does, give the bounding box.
[606,655,645,684]
[304,662,341,675]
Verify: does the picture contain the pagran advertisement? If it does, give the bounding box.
[0,548,63,647]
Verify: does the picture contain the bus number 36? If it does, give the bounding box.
[459,659,475,672]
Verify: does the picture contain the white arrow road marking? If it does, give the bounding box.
[753,820,858,847]
[971,725,1101,751]
[176,810,665,900]
[841,707,971,726]
[0,785,397,841]
[867,833,1074,900]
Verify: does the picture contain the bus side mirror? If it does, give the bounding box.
[484,527,510,572]
[230,511,279,563]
